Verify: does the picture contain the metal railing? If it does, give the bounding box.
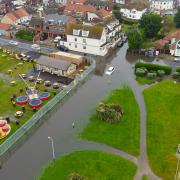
[0,58,96,161]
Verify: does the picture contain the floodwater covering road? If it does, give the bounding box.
[0,43,159,180]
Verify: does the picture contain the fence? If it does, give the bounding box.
[0,58,96,163]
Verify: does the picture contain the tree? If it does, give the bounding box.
[174,7,180,28]
[113,3,122,22]
[139,13,162,38]
[128,30,143,50]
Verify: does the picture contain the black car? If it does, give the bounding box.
[57,45,69,52]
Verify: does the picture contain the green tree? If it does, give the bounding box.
[139,13,162,38]
[174,7,180,28]
[128,30,143,50]
[113,3,122,22]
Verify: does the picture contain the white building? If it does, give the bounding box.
[150,0,174,13]
[54,0,68,4]
[60,21,121,56]
[114,0,125,4]
[120,8,147,20]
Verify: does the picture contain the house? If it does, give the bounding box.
[150,0,174,14]
[0,23,11,35]
[64,4,96,17]
[1,8,31,25]
[120,0,148,20]
[59,19,121,56]
[87,9,111,21]
[36,55,77,77]
[29,14,75,40]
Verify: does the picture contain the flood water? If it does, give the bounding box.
[0,43,173,180]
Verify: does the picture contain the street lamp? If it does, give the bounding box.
[175,144,180,180]
[48,136,55,160]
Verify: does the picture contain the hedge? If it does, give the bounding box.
[135,62,172,75]
[176,68,180,73]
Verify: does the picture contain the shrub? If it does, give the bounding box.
[157,70,165,77]
[176,68,180,73]
[135,62,172,75]
[96,103,123,124]
[135,68,147,77]
[147,72,157,79]
[172,72,180,78]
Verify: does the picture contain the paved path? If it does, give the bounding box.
[0,43,161,180]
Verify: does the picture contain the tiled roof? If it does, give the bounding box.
[164,30,180,41]
[65,4,96,13]
[72,0,87,4]
[154,39,169,49]
[98,9,111,17]
[0,23,11,30]
[15,8,29,18]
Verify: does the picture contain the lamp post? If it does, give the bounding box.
[175,144,180,180]
[48,136,55,160]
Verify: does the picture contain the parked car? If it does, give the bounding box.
[57,45,69,52]
[31,44,41,51]
[174,57,180,62]
[9,40,18,46]
[117,40,123,47]
[105,67,115,75]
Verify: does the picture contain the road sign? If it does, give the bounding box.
[176,144,180,159]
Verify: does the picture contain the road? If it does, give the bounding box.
[0,37,58,54]
[0,43,160,180]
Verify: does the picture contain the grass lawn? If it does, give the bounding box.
[140,39,154,49]
[38,150,137,180]
[136,76,156,85]
[142,175,148,180]
[81,87,140,156]
[0,51,58,144]
[143,80,180,180]
[15,30,33,42]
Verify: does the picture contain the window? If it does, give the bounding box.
[69,43,71,46]
[75,44,77,48]
[83,46,86,49]
[83,39,86,43]
[82,30,89,37]
[73,29,80,35]
[75,38,77,42]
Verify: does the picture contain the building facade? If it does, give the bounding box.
[150,0,174,12]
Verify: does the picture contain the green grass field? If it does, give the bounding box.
[38,150,137,180]
[136,76,156,85]
[81,87,140,156]
[144,80,180,180]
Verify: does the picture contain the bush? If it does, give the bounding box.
[172,72,180,79]
[96,103,123,124]
[176,68,180,73]
[157,70,165,77]
[135,62,172,75]
[135,68,147,77]
[147,72,157,79]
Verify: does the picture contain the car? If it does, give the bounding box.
[57,45,69,52]
[174,57,180,62]
[9,40,18,46]
[105,66,115,75]
[31,44,41,50]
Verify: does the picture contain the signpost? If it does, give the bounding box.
[175,144,180,180]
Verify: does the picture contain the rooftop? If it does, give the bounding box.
[67,23,103,39]
[36,55,72,71]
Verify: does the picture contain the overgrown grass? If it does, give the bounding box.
[144,80,180,180]
[38,150,137,180]
[81,87,140,156]
[136,76,155,85]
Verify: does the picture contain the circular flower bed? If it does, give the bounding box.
[0,120,11,139]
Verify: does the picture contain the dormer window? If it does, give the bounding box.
[82,30,89,37]
[73,29,80,36]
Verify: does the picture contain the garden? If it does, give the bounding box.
[134,62,180,85]
[38,150,137,180]
[143,80,180,180]
[0,49,58,144]
[15,30,34,42]
[81,87,140,156]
